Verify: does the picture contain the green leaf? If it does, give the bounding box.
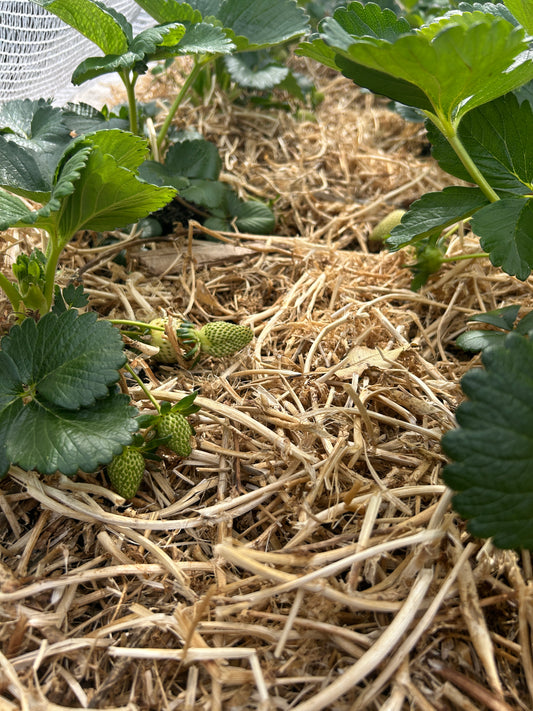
[469,304,521,330]
[72,22,187,84]
[0,99,68,148]
[456,329,508,352]
[326,2,412,42]
[0,129,175,256]
[233,198,276,234]
[135,0,308,51]
[471,197,533,280]
[61,102,130,134]
[206,189,275,233]
[297,2,433,110]
[137,161,189,190]
[297,36,345,71]
[516,311,533,333]
[458,2,520,25]
[386,186,489,249]
[0,399,22,479]
[0,100,130,201]
[30,0,130,54]
[442,331,533,549]
[181,179,227,208]
[52,283,90,314]
[6,393,138,476]
[132,0,203,24]
[504,0,533,33]
[164,137,222,180]
[0,311,138,477]
[0,310,126,409]
[54,142,175,236]
[217,0,310,51]
[224,52,289,89]
[427,94,533,195]
[172,22,235,55]
[78,129,149,172]
[298,6,533,121]
[0,134,62,201]
[0,190,53,231]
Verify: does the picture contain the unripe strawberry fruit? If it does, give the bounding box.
[157,412,193,457]
[149,318,177,363]
[194,322,253,357]
[369,209,406,243]
[107,447,145,499]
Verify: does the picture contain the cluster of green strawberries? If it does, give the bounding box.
[107,318,253,499]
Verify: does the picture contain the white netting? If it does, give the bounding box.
[0,2,154,105]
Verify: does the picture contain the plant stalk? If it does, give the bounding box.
[124,363,161,412]
[441,251,488,263]
[109,318,163,330]
[427,112,500,204]
[121,70,139,136]
[156,57,211,152]
[42,241,63,315]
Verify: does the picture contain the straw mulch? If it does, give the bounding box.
[1,59,533,711]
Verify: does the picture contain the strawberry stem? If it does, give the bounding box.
[109,318,164,331]
[124,363,161,412]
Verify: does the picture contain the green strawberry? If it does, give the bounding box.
[107,447,145,499]
[149,318,177,363]
[177,321,253,359]
[369,209,406,244]
[157,412,193,457]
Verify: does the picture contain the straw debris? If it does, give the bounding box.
[1,58,532,710]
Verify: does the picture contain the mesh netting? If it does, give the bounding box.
[0,2,153,104]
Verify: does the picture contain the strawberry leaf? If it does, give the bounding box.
[386,186,489,250]
[298,5,533,122]
[6,394,138,477]
[504,0,533,33]
[0,311,138,477]
[135,0,309,52]
[472,197,533,280]
[132,0,203,24]
[442,331,533,549]
[72,23,188,84]
[427,94,533,195]
[30,0,131,55]
[0,310,126,409]
[0,130,175,246]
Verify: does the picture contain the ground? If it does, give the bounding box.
[0,58,532,711]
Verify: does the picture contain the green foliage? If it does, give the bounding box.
[0,310,138,477]
[456,305,533,351]
[297,0,533,548]
[442,331,533,549]
[0,102,177,486]
[0,107,175,316]
[298,2,533,284]
[30,0,309,231]
[139,133,275,233]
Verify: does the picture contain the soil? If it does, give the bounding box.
[1,57,532,711]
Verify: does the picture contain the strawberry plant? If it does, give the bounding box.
[0,105,177,480]
[29,0,311,233]
[297,1,533,549]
